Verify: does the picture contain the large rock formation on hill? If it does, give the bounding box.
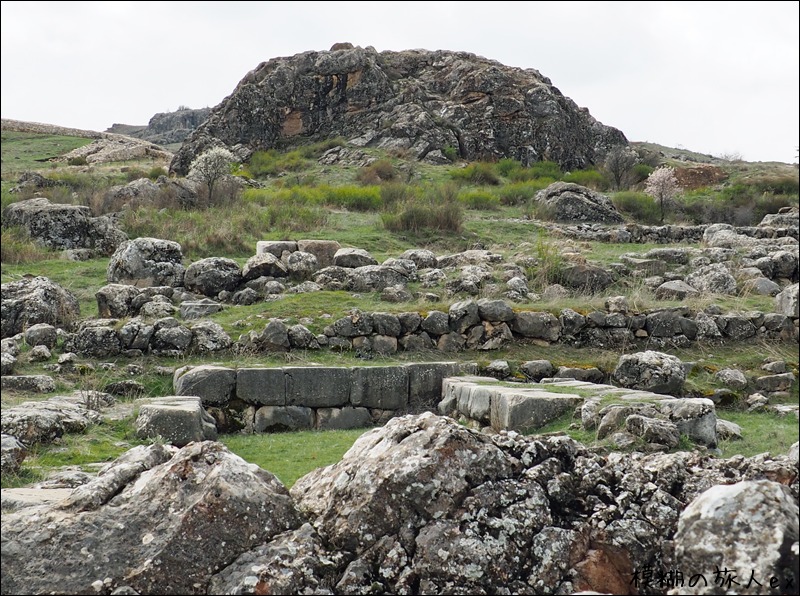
[171,45,627,175]
[107,107,212,146]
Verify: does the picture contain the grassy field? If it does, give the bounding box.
[1,128,798,490]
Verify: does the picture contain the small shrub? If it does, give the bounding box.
[443,146,459,162]
[0,226,52,264]
[631,164,654,184]
[563,169,610,190]
[450,162,501,185]
[325,186,382,211]
[67,156,88,166]
[380,182,416,208]
[297,137,346,159]
[495,158,522,177]
[528,160,562,180]
[147,166,168,180]
[612,191,661,224]
[495,180,556,206]
[459,190,500,210]
[525,236,567,289]
[382,197,463,233]
[356,159,397,185]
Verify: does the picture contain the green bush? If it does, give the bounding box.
[382,197,463,233]
[296,137,346,159]
[443,146,459,162]
[148,166,168,180]
[0,226,52,264]
[67,156,88,166]
[325,185,382,211]
[612,191,661,224]
[459,190,500,210]
[495,158,522,177]
[495,179,555,206]
[449,162,501,185]
[562,169,609,190]
[246,149,310,178]
[631,163,654,184]
[380,182,417,208]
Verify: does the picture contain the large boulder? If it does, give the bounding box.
[1,197,126,255]
[135,396,218,446]
[612,350,686,395]
[0,442,300,595]
[671,480,799,595]
[1,276,80,338]
[1,397,103,445]
[776,283,799,317]
[106,237,185,287]
[534,182,624,223]
[183,257,243,297]
[170,47,627,176]
[685,262,738,295]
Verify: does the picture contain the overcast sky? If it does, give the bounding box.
[2,1,798,163]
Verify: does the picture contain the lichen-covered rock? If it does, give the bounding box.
[184,257,243,297]
[535,182,624,223]
[95,283,141,318]
[106,237,185,287]
[671,480,799,595]
[170,47,626,176]
[612,350,686,395]
[1,397,102,445]
[0,442,300,595]
[1,276,80,339]
[1,197,126,255]
[1,434,26,477]
[686,262,738,295]
[776,282,799,317]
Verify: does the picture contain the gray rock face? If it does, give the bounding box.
[184,257,243,297]
[170,47,627,176]
[23,322,57,349]
[535,182,624,224]
[612,350,686,395]
[333,247,377,268]
[96,283,141,318]
[242,252,288,280]
[685,263,738,295]
[1,434,26,477]
[1,374,57,394]
[1,197,126,255]
[671,480,799,595]
[1,276,80,339]
[776,282,799,317]
[109,106,212,145]
[560,263,614,292]
[189,321,232,353]
[135,396,218,446]
[655,280,700,300]
[174,365,237,406]
[1,397,102,445]
[106,237,185,287]
[0,442,300,595]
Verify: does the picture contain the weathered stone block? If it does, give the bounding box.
[316,406,372,430]
[490,387,583,432]
[285,367,350,407]
[236,368,286,406]
[135,396,218,447]
[173,365,236,406]
[253,406,313,432]
[351,366,408,410]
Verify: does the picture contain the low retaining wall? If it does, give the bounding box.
[174,361,477,433]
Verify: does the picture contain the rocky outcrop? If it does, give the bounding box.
[535,182,624,224]
[108,107,212,146]
[2,197,127,255]
[171,46,627,175]
[1,415,798,594]
[1,276,80,338]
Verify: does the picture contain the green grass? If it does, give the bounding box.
[1,131,93,176]
[220,428,370,487]
[716,410,798,458]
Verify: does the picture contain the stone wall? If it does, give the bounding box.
[173,362,477,433]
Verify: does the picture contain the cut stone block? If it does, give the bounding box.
[350,366,408,410]
[284,367,350,407]
[316,406,372,430]
[135,396,217,447]
[236,368,286,406]
[173,365,235,406]
[253,406,313,432]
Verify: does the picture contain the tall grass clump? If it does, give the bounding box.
[0,226,53,264]
[458,189,500,210]
[495,180,555,206]
[356,159,397,185]
[381,184,463,233]
[325,185,383,211]
[562,169,609,190]
[449,162,501,185]
[612,191,661,224]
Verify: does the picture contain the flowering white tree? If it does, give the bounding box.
[188,146,236,203]
[644,166,681,223]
